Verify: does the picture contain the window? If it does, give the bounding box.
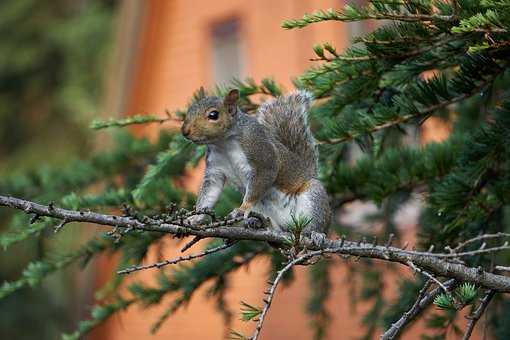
[211,19,244,85]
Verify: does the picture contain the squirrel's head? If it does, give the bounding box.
[181,88,240,144]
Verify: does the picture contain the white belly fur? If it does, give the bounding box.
[209,140,312,229]
[252,188,313,230]
[209,141,251,193]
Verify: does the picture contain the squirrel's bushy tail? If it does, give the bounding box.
[256,90,317,172]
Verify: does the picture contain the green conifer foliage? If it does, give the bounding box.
[1,0,510,339]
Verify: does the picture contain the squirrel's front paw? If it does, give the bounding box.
[227,209,266,229]
[305,231,327,249]
[185,213,209,227]
[244,216,263,229]
[227,208,245,220]
[245,211,268,229]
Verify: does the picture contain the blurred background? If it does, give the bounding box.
[0,0,455,339]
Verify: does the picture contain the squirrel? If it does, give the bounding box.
[181,88,331,244]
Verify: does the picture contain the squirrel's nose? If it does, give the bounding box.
[181,125,190,137]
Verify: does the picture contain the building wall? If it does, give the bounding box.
[91,1,465,339]
[125,0,348,130]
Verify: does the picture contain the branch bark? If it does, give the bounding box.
[251,250,328,340]
[381,279,457,339]
[2,194,510,292]
[462,290,495,340]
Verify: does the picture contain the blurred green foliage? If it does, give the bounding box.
[0,0,117,339]
[0,0,116,171]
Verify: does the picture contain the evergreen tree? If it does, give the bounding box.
[1,1,510,339]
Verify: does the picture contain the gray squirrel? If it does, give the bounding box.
[181,88,330,242]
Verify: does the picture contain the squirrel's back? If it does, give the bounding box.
[256,90,317,174]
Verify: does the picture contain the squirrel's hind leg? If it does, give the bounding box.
[297,179,331,248]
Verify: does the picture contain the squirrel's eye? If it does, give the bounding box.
[207,110,219,120]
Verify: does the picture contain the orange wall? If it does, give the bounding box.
[125,0,348,134]
[91,1,468,339]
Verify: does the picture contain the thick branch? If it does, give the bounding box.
[2,195,510,292]
[0,195,286,243]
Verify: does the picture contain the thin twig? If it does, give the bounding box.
[462,290,495,340]
[495,265,510,272]
[311,35,457,63]
[53,219,68,233]
[117,242,234,275]
[181,236,202,252]
[468,28,507,33]
[411,243,510,258]
[338,12,456,23]
[251,249,335,340]
[407,261,449,293]
[381,279,457,339]
[455,232,510,251]
[317,75,496,145]
[381,279,433,340]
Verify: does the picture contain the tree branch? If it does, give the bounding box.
[381,279,457,339]
[2,195,510,292]
[462,290,495,340]
[407,262,449,293]
[317,75,496,145]
[117,242,234,275]
[251,250,329,340]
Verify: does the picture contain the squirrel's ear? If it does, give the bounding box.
[224,89,240,107]
[194,86,207,101]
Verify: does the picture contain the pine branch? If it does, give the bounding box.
[117,242,234,274]
[62,297,134,340]
[90,109,183,130]
[0,235,111,299]
[132,136,193,203]
[461,290,495,340]
[3,195,510,292]
[282,8,455,30]
[469,27,508,33]
[318,75,495,145]
[454,232,510,252]
[311,36,457,63]
[127,243,263,335]
[327,138,460,204]
[251,250,333,340]
[381,279,457,339]
[407,262,449,293]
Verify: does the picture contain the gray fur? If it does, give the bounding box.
[183,90,330,236]
[195,152,226,210]
[256,90,317,174]
[302,179,331,234]
[206,113,278,209]
[187,96,222,119]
